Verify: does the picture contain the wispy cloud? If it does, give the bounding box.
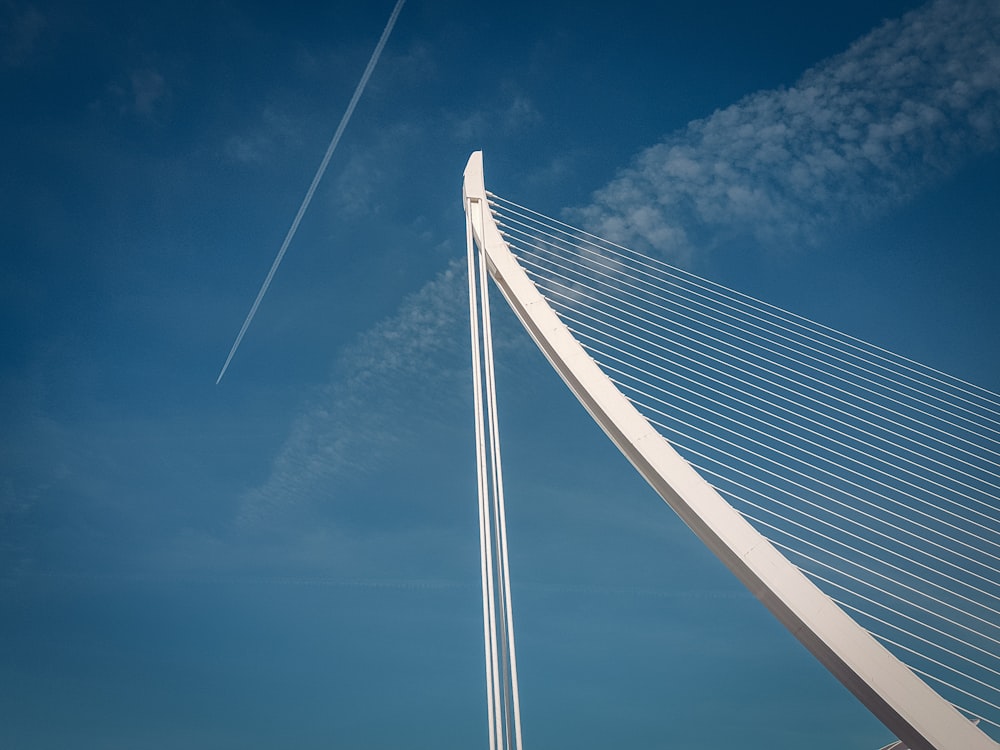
[0,1,46,68]
[129,68,166,117]
[452,88,542,141]
[328,121,421,216]
[225,107,301,165]
[237,259,468,528]
[579,0,1000,263]
[104,67,169,120]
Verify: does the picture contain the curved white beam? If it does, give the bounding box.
[463,151,997,750]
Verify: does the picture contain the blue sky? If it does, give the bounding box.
[1,0,998,747]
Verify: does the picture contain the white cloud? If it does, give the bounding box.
[0,1,45,67]
[579,0,1000,262]
[102,67,169,120]
[452,89,542,141]
[328,121,421,216]
[129,68,166,117]
[237,258,469,528]
[225,107,301,164]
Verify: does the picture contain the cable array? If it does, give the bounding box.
[487,192,1000,736]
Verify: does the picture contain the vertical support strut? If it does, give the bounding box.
[466,193,524,750]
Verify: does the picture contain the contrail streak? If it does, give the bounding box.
[216,0,406,384]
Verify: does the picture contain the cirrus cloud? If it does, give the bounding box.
[579,0,1000,263]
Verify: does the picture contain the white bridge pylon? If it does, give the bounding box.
[466,160,524,750]
[462,151,998,750]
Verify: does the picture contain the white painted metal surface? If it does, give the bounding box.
[466,186,524,750]
[462,150,998,750]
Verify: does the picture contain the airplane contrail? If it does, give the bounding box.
[216,0,406,384]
